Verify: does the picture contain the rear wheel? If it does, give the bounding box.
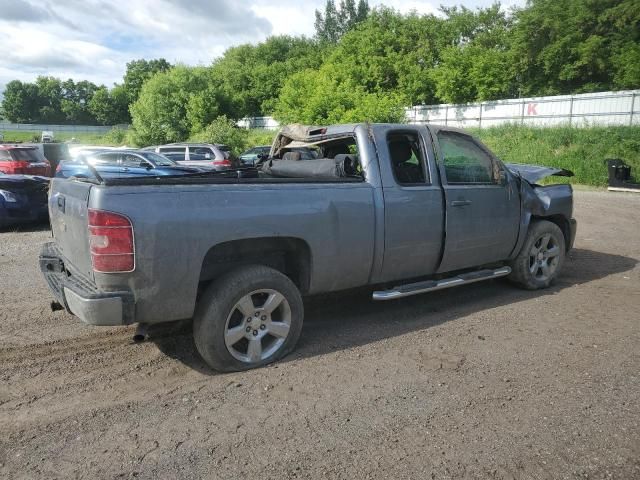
[509,220,566,290]
[193,265,303,372]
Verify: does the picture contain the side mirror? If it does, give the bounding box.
[498,169,507,185]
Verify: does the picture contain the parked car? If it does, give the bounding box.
[56,150,200,178]
[239,145,270,165]
[0,173,49,227]
[144,143,242,170]
[40,123,576,372]
[0,145,51,176]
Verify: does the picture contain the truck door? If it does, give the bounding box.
[374,125,445,283]
[434,129,520,273]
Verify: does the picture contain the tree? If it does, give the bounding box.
[430,5,517,102]
[210,36,324,118]
[315,0,369,43]
[1,80,40,123]
[122,58,172,104]
[60,79,100,124]
[189,115,249,156]
[274,68,406,124]
[89,85,130,125]
[129,66,225,145]
[511,0,640,96]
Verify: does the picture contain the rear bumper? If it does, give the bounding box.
[39,242,134,326]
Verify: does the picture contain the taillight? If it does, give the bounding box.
[88,209,134,272]
[213,159,232,167]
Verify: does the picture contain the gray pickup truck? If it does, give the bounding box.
[40,123,576,371]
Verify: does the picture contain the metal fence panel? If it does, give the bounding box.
[406,90,640,128]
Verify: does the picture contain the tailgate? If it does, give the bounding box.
[49,178,94,279]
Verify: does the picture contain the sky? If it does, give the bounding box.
[0,0,525,95]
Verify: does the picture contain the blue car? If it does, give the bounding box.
[56,150,200,179]
[0,174,50,227]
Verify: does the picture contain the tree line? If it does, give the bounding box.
[1,0,638,146]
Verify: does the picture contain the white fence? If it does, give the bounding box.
[238,90,640,130]
[0,122,129,134]
[406,90,640,128]
[236,116,281,130]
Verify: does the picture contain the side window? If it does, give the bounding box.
[91,153,119,165]
[159,147,186,160]
[437,132,497,184]
[387,132,428,185]
[122,154,145,168]
[189,147,212,161]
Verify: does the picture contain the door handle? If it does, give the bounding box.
[56,194,65,213]
[451,200,472,207]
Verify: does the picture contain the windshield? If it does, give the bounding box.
[139,151,177,167]
[9,148,45,163]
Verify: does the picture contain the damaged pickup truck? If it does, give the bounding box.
[40,123,576,371]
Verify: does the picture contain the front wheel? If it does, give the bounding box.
[193,265,304,372]
[508,220,566,290]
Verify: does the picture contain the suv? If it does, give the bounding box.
[0,145,51,176]
[145,143,241,171]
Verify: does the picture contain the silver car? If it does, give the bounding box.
[144,143,240,171]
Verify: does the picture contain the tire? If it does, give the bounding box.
[508,220,566,290]
[193,265,304,372]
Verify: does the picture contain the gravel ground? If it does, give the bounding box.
[1,189,639,479]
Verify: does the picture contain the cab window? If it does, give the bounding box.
[387,132,428,185]
[437,131,497,184]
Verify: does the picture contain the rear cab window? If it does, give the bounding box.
[387,131,429,185]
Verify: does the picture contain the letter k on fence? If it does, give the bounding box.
[527,103,538,115]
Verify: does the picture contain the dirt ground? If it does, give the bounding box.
[1,189,639,479]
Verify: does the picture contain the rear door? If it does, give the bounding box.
[434,129,520,273]
[374,125,445,283]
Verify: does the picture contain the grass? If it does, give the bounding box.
[1,130,116,145]
[472,124,640,187]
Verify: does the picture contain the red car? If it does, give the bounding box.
[0,146,52,176]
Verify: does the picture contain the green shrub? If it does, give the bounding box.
[189,115,249,156]
[473,124,640,186]
[101,127,128,146]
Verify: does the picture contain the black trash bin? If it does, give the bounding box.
[605,158,631,186]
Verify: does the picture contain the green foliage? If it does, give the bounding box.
[315,0,370,43]
[246,129,276,149]
[274,68,406,124]
[209,36,324,118]
[122,58,172,104]
[1,80,40,123]
[511,0,640,96]
[88,85,129,125]
[2,1,639,132]
[475,125,640,187]
[101,126,129,146]
[130,66,223,145]
[189,116,249,155]
[0,77,102,124]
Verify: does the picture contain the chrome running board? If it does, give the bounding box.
[372,266,511,301]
